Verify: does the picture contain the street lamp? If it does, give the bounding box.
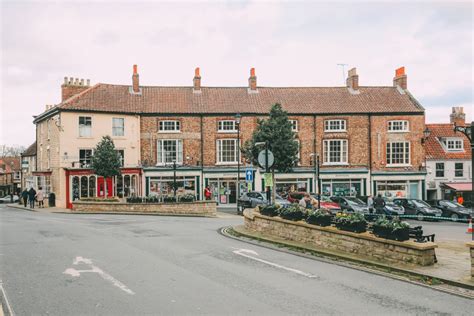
[421,127,431,144]
[10,161,14,203]
[235,113,242,214]
[310,153,321,209]
[454,121,473,210]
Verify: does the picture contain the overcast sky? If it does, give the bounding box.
[1,0,472,147]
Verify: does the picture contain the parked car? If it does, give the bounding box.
[382,199,405,216]
[309,194,342,214]
[426,200,472,221]
[287,192,305,204]
[392,198,442,221]
[329,196,370,214]
[0,195,19,203]
[238,191,291,212]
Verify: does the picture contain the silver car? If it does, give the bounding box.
[238,191,291,212]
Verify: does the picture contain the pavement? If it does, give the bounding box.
[1,204,473,315]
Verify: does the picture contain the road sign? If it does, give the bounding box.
[264,173,273,187]
[245,169,253,182]
[258,150,274,169]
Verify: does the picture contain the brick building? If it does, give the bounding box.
[0,156,21,197]
[20,142,37,190]
[425,107,472,201]
[33,65,427,208]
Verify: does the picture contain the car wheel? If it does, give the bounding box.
[450,213,459,222]
[416,212,425,221]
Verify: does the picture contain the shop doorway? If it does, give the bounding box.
[97,177,114,198]
[209,179,237,205]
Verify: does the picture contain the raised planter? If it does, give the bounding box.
[244,208,437,266]
[467,242,474,278]
[72,200,217,217]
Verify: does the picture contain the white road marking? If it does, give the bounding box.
[233,249,318,279]
[63,256,135,295]
[0,281,14,316]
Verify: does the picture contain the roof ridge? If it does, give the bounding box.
[95,83,399,89]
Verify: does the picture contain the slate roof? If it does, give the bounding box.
[22,142,37,156]
[52,83,424,115]
[425,124,471,160]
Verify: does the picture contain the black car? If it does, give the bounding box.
[393,198,442,221]
[330,196,369,214]
[427,200,472,221]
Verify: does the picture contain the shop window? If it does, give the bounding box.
[455,163,464,177]
[72,176,79,200]
[149,176,196,198]
[388,120,409,132]
[157,140,183,164]
[217,120,237,132]
[435,163,445,178]
[324,119,346,132]
[112,118,125,136]
[79,149,93,168]
[217,139,238,163]
[35,175,51,196]
[386,142,410,166]
[158,120,180,132]
[80,176,88,198]
[89,176,96,197]
[323,139,348,165]
[79,116,92,137]
[376,181,407,198]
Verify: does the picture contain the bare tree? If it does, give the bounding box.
[0,145,26,157]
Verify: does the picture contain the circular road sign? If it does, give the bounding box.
[258,150,274,169]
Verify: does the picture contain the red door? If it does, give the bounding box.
[97,177,114,198]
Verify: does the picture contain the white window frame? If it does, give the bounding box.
[440,137,463,152]
[386,141,411,166]
[216,139,239,164]
[115,149,125,167]
[454,162,464,178]
[158,120,180,133]
[289,120,298,132]
[112,118,125,137]
[323,139,348,165]
[78,116,92,137]
[79,149,93,168]
[156,139,183,165]
[217,120,237,133]
[388,120,409,132]
[324,119,346,132]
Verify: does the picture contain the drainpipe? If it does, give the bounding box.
[368,114,372,196]
[200,114,204,200]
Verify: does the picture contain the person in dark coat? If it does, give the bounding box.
[373,194,386,214]
[28,187,36,209]
[21,189,29,207]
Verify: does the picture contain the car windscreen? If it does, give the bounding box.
[441,201,459,208]
[345,197,365,205]
[413,200,430,208]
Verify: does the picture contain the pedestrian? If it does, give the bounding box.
[36,187,44,208]
[367,195,374,213]
[204,185,212,200]
[373,194,386,215]
[28,187,36,209]
[299,193,313,209]
[457,195,464,205]
[21,188,28,207]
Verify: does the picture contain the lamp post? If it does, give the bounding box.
[454,121,473,210]
[10,161,14,203]
[310,153,321,209]
[235,113,242,214]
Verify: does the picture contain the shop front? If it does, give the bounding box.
[372,171,426,200]
[144,167,201,201]
[319,169,369,198]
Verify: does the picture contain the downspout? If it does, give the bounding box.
[368,114,372,196]
[200,114,204,200]
[313,114,317,193]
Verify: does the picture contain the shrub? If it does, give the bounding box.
[79,197,120,203]
[146,196,159,203]
[372,216,410,241]
[163,195,177,203]
[260,204,280,217]
[306,209,332,227]
[178,193,196,203]
[279,203,306,221]
[126,196,143,203]
[334,212,367,233]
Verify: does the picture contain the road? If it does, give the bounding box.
[1,205,472,315]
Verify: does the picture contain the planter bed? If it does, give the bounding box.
[244,208,437,266]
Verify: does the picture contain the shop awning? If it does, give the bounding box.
[443,182,472,192]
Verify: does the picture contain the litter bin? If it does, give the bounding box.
[48,192,56,207]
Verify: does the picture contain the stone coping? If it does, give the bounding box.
[466,241,474,248]
[246,209,437,251]
[72,200,216,206]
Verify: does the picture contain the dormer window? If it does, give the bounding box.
[158,120,180,132]
[218,120,237,132]
[439,137,463,152]
[324,119,346,132]
[388,120,409,132]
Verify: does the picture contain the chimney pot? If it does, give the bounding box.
[393,66,407,89]
[80,79,84,86]
[346,67,359,90]
[86,79,90,86]
[248,67,257,91]
[450,106,466,126]
[64,77,68,85]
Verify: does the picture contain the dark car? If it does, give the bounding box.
[393,198,442,221]
[238,191,291,212]
[427,200,472,221]
[330,196,369,214]
[382,199,405,216]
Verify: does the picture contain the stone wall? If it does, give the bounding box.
[467,242,474,278]
[244,209,437,266]
[72,200,217,216]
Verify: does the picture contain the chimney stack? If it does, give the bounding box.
[346,67,359,90]
[193,67,201,92]
[132,64,140,93]
[61,76,91,101]
[393,67,407,90]
[450,107,466,126]
[248,67,257,92]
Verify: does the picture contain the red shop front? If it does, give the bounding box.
[65,168,142,209]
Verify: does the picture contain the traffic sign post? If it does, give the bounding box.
[245,169,253,182]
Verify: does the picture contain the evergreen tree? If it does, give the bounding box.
[243,103,299,200]
[91,136,122,197]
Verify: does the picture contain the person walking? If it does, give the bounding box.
[367,195,374,213]
[28,187,36,209]
[373,194,386,215]
[21,189,29,207]
[36,187,44,208]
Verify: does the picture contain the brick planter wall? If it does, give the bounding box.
[467,242,474,278]
[244,209,437,266]
[72,200,217,217]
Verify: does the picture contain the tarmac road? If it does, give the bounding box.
[1,204,472,315]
